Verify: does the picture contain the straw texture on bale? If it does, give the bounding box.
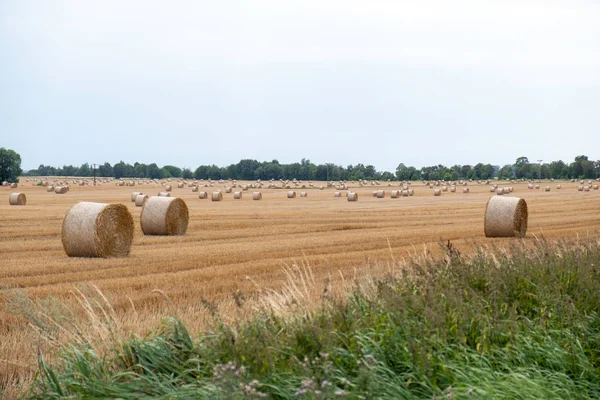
[165,185,172,192]
[557,184,561,189]
[252,192,262,200]
[212,191,223,201]
[10,183,17,189]
[434,189,441,196]
[484,196,528,238]
[46,186,54,192]
[584,186,590,192]
[158,192,171,197]
[191,186,198,192]
[199,192,208,199]
[287,191,296,198]
[300,192,307,197]
[55,186,68,194]
[391,190,400,198]
[130,192,142,202]
[140,197,189,236]
[496,188,503,195]
[376,190,385,198]
[225,187,232,193]
[134,194,148,207]
[334,192,341,197]
[347,192,358,201]
[62,202,134,257]
[450,186,456,193]
[545,186,550,192]
[578,186,584,191]
[9,193,26,205]
[233,191,242,199]
[594,185,599,190]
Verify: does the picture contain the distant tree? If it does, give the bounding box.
[76,163,91,177]
[97,162,113,178]
[146,163,162,179]
[162,165,182,178]
[182,168,193,179]
[0,147,23,183]
[113,161,127,179]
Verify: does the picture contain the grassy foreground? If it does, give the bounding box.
[16,237,600,399]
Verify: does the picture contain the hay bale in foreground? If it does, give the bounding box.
[347,192,358,201]
[135,194,148,207]
[141,197,189,236]
[130,192,142,202]
[9,193,26,205]
[252,192,262,200]
[62,202,134,257]
[212,191,223,201]
[484,196,528,238]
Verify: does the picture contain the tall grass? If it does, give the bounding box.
[11,237,600,399]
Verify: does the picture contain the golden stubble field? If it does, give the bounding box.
[1,179,600,395]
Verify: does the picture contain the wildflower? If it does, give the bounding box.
[335,389,348,396]
[321,380,332,388]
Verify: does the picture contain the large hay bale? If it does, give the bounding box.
[55,186,68,194]
[252,192,262,200]
[199,191,208,199]
[141,197,188,236]
[584,186,590,192]
[347,192,358,201]
[225,187,232,193]
[9,193,26,205]
[158,192,171,197]
[287,191,296,198]
[135,194,148,207]
[130,192,142,202]
[233,191,242,199]
[212,191,223,201]
[484,196,528,238]
[177,183,184,188]
[62,202,134,257]
[402,190,409,197]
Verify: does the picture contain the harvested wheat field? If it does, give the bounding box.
[1,179,600,395]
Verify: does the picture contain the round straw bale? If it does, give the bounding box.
[212,191,223,201]
[347,192,358,201]
[225,187,232,193]
[252,192,262,200]
[135,194,148,207]
[545,186,550,192]
[130,192,142,202]
[47,185,54,192]
[62,202,134,257]
[199,191,208,199]
[528,184,533,189]
[535,184,540,189]
[55,186,68,194]
[490,186,496,193]
[300,192,308,197]
[556,184,561,189]
[578,185,583,191]
[496,188,503,195]
[434,189,441,196]
[390,190,400,198]
[334,191,341,197]
[450,186,456,193]
[593,185,599,190]
[158,192,171,197]
[165,185,172,192]
[1,181,7,187]
[484,196,528,238]
[177,183,184,188]
[584,186,590,192]
[503,187,510,194]
[140,197,188,236]
[191,186,198,192]
[463,187,470,193]
[10,183,17,189]
[408,189,414,196]
[233,191,242,199]
[287,191,296,198]
[9,193,26,205]
[376,190,385,198]
[402,190,409,197]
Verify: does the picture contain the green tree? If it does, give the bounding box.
[0,147,23,183]
[182,168,193,179]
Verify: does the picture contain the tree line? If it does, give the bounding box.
[21,155,600,181]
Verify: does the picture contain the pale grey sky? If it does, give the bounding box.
[1,0,599,172]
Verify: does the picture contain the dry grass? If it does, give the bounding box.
[1,179,600,397]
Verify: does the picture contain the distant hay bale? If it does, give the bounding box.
[503,187,510,194]
[212,191,223,201]
[287,191,296,198]
[233,191,242,199]
[408,189,414,196]
[9,193,26,205]
[535,184,540,189]
[191,186,198,192]
[496,188,503,195]
[47,185,54,192]
[584,186,590,192]
[556,184,561,189]
[528,184,533,189]
[135,194,148,207]
[490,186,496,193]
[334,191,341,197]
[164,185,172,192]
[158,192,171,197]
[463,187,470,193]
[402,190,409,197]
[62,202,134,257]
[55,186,68,194]
[545,186,550,192]
[10,183,17,189]
[347,192,358,201]
[252,192,262,200]
[319,186,324,190]
[450,186,456,193]
[130,192,142,202]
[578,185,584,191]
[225,187,232,193]
[1,181,8,187]
[300,192,307,197]
[484,196,528,238]
[391,190,400,198]
[376,190,385,198]
[433,189,441,196]
[141,197,189,236]
[372,191,378,197]
[593,185,599,190]
[442,186,448,192]
[199,191,208,199]
[177,183,184,188]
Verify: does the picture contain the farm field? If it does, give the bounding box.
[1,179,600,395]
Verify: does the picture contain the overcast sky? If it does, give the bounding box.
[1,0,599,172]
